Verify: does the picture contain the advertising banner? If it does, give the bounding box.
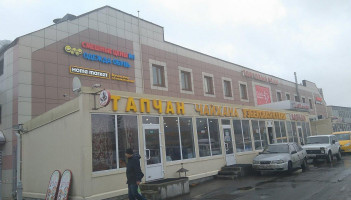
[255,85,271,105]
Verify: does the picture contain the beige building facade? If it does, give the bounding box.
[0,6,328,199]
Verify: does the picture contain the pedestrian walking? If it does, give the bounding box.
[125,148,147,200]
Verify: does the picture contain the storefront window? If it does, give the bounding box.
[164,117,195,161]
[259,121,268,148]
[242,120,252,151]
[92,114,139,172]
[209,119,222,155]
[196,118,222,157]
[280,121,287,143]
[286,121,293,142]
[233,120,253,152]
[274,121,282,143]
[117,115,139,168]
[291,122,298,143]
[252,120,262,150]
[142,116,159,124]
[180,118,195,159]
[302,122,307,143]
[233,120,244,152]
[92,114,117,172]
[305,122,311,137]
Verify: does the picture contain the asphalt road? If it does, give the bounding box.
[172,154,351,200]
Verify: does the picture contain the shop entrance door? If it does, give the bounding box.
[223,125,236,166]
[297,126,304,145]
[143,124,164,182]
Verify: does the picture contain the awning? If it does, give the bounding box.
[258,100,310,112]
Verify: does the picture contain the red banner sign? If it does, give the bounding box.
[255,85,271,105]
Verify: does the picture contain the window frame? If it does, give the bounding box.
[222,77,234,100]
[164,116,196,162]
[239,81,249,102]
[178,66,194,94]
[308,98,313,109]
[196,118,222,157]
[276,90,282,102]
[285,93,291,100]
[294,94,300,102]
[91,114,140,173]
[149,59,168,91]
[0,58,4,76]
[301,96,306,103]
[202,72,215,97]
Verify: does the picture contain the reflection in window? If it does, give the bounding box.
[164,117,195,161]
[259,121,268,148]
[252,120,262,150]
[92,114,139,172]
[286,121,293,142]
[291,122,298,143]
[117,115,139,168]
[92,114,117,172]
[142,116,159,124]
[233,120,253,152]
[196,118,222,157]
[274,121,282,143]
[280,121,287,142]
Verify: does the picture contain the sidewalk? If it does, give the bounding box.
[169,175,279,200]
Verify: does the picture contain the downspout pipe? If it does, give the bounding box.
[294,72,300,102]
[15,132,22,200]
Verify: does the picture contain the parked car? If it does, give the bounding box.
[252,143,308,173]
[332,131,351,153]
[302,135,341,163]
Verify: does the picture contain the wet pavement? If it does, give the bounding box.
[170,154,351,200]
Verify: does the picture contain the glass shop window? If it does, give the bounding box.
[233,120,253,152]
[252,120,268,150]
[164,117,195,161]
[286,121,293,142]
[280,121,287,143]
[196,118,222,157]
[91,114,139,172]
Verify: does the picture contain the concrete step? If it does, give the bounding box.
[215,174,239,180]
[218,170,241,176]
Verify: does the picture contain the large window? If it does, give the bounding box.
[233,120,252,152]
[309,99,313,109]
[152,64,165,87]
[286,93,290,100]
[239,83,248,100]
[91,114,139,172]
[277,91,282,101]
[223,80,232,98]
[164,117,195,161]
[286,121,293,142]
[274,121,287,143]
[180,71,192,91]
[196,118,222,157]
[252,120,268,150]
[204,76,214,95]
[291,121,298,143]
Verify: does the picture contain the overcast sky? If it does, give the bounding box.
[1,0,350,107]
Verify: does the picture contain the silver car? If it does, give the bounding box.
[252,143,308,172]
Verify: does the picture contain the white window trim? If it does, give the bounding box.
[178,66,194,95]
[276,90,282,102]
[239,81,249,102]
[149,59,168,91]
[285,92,291,101]
[202,72,215,97]
[222,77,234,100]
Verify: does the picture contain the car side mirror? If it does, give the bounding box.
[291,151,297,154]
[332,140,336,144]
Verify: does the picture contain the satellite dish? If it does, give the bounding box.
[72,76,82,95]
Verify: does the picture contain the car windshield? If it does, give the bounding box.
[335,134,350,141]
[262,144,289,154]
[306,136,329,144]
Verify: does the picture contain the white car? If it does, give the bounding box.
[302,135,342,163]
[252,143,308,173]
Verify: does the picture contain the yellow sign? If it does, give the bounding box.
[111,73,135,83]
[111,95,185,115]
[195,104,239,117]
[64,45,82,56]
[242,109,286,120]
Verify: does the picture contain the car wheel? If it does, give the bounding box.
[326,151,332,163]
[288,161,293,173]
[301,158,308,171]
[336,149,342,161]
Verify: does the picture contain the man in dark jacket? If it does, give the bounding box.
[125,148,146,200]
